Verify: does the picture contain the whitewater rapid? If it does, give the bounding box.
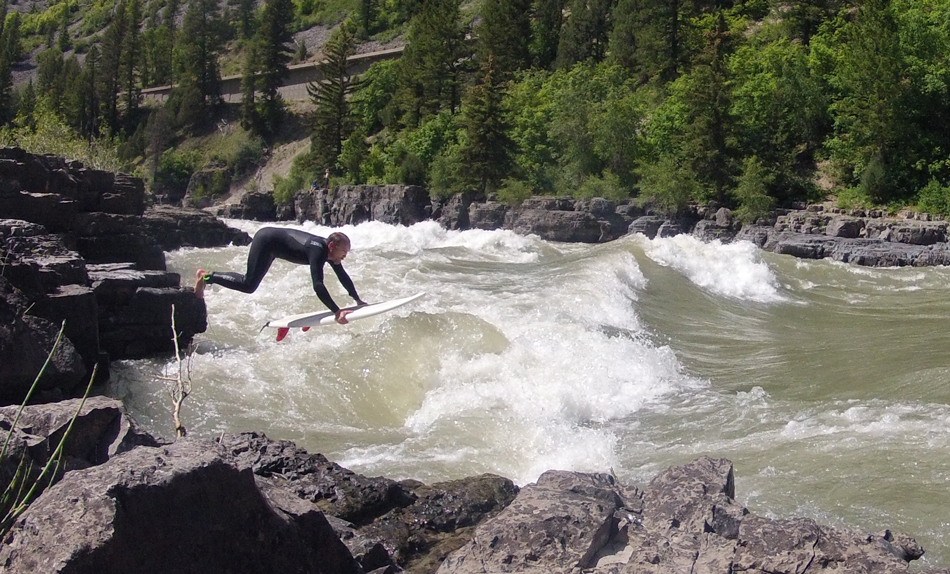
[107,220,950,566]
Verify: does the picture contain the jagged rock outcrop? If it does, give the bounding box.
[216,190,279,221]
[0,437,358,574]
[438,456,942,574]
[0,423,944,574]
[0,148,248,403]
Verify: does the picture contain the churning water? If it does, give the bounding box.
[107,220,950,567]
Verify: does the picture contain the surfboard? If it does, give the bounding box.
[262,292,425,341]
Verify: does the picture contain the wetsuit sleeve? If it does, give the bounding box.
[330,262,362,303]
[309,261,341,313]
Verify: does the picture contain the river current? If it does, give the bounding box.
[106,219,950,567]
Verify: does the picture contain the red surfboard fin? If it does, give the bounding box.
[301,326,310,332]
[276,327,289,342]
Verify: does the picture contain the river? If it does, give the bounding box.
[105,219,950,568]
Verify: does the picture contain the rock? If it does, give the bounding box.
[26,284,100,373]
[469,201,509,230]
[0,438,359,574]
[826,216,865,238]
[217,190,277,221]
[183,161,231,209]
[0,278,87,405]
[628,216,665,239]
[438,456,929,574]
[141,206,252,250]
[354,474,519,571]
[302,185,431,227]
[0,396,161,474]
[505,208,608,242]
[90,264,207,360]
[438,471,625,574]
[217,432,417,524]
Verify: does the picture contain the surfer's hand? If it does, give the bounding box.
[335,309,352,324]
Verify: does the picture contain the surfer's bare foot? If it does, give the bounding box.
[194,269,208,298]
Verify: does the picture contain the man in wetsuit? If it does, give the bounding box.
[194,228,366,324]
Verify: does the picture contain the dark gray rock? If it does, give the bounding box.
[826,216,865,238]
[217,190,278,221]
[505,208,608,242]
[469,201,509,230]
[438,456,929,574]
[183,162,231,209]
[629,216,665,239]
[0,438,358,574]
[300,185,431,227]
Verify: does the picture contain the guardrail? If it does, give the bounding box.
[140,46,404,103]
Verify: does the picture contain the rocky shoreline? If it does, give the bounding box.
[3,147,950,572]
[2,397,946,574]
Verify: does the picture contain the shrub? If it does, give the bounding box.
[497,178,533,205]
[917,179,950,216]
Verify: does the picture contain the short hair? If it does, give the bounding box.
[327,232,350,248]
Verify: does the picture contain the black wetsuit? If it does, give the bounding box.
[206,227,361,313]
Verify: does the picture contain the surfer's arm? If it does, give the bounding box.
[309,264,342,314]
[330,262,366,305]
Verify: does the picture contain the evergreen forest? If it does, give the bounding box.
[2,0,950,219]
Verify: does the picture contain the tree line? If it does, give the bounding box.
[4,0,950,218]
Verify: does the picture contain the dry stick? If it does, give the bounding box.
[159,305,192,438]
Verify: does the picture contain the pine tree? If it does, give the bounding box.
[79,45,100,137]
[555,0,614,69]
[57,8,71,52]
[0,11,19,125]
[677,12,735,203]
[476,0,532,77]
[121,0,144,133]
[174,0,225,126]
[254,0,294,135]
[357,0,375,36]
[309,20,359,171]
[98,0,127,134]
[460,55,514,193]
[531,0,564,70]
[397,0,469,126]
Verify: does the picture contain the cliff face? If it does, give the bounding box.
[0,147,251,405]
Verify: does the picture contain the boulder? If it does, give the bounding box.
[469,201,509,230]
[826,216,865,238]
[0,277,87,405]
[182,161,231,209]
[438,456,930,574]
[306,185,431,227]
[438,471,624,574]
[217,190,278,221]
[218,432,417,524]
[0,438,358,574]
[0,396,161,475]
[628,216,665,239]
[505,208,608,242]
[90,264,206,360]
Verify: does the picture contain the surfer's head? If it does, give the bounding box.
[327,232,351,264]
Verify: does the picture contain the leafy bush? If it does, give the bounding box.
[154,149,202,196]
[575,170,627,201]
[916,179,950,216]
[0,104,125,172]
[733,157,776,223]
[497,178,533,205]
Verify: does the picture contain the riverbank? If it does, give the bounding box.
[1,398,945,573]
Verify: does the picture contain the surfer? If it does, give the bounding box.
[194,227,366,324]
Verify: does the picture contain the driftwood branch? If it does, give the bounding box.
[158,305,193,438]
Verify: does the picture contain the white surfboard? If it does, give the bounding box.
[263,292,425,340]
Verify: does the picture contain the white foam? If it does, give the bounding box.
[639,235,785,303]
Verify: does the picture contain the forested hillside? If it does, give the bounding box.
[1,0,949,219]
